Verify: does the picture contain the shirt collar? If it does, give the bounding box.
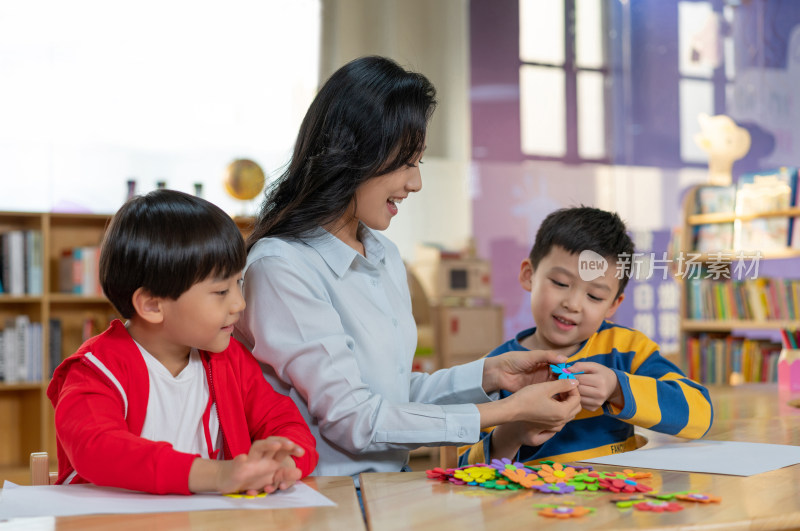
[305,224,386,278]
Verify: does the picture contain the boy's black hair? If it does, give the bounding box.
[246,55,437,248]
[99,189,246,318]
[529,206,635,296]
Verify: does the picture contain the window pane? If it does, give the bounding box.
[519,0,564,65]
[723,5,736,80]
[575,0,605,69]
[520,65,566,157]
[678,1,716,78]
[0,0,320,213]
[679,79,715,163]
[577,71,606,159]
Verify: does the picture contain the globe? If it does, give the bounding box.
[224,159,266,200]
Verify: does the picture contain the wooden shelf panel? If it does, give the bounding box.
[0,296,43,304]
[47,294,109,304]
[679,248,800,262]
[687,207,800,225]
[0,382,43,392]
[682,320,800,332]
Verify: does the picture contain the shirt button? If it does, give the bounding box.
[371,280,378,287]
[458,428,466,438]
[392,318,398,327]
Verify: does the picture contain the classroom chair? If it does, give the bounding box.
[30,452,57,485]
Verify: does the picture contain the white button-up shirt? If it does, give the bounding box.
[235,226,487,480]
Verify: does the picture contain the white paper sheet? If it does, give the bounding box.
[580,440,800,476]
[0,481,335,519]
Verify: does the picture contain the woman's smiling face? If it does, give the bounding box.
[353,151,424,231]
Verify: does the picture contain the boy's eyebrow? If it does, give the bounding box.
[589,281,613,293]
[551,265,614,292]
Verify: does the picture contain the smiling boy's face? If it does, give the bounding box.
[519,245,624,353]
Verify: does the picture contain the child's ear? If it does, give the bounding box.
[131,287,165,324]
[518,259,534,292]
[605,293,625,319]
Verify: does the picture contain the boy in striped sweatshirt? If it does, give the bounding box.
[459,206,712,466]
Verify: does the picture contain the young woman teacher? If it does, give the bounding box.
[235,56,581,480]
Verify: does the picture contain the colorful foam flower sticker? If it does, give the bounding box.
[567,473,601,492]
[425,467,450,481]
[532,482,576,495]
[633,500,684,512]
[675,492,722,504]
[609,494,647,508]
[225,492,268,498]
[489,457,526,473]
[538,462,578,483]
[619,468,652,480]
[502,468,543,489]
[483,478,523,490]
[646,490,691,501]
[550,363,585,379]
[536,504,594,519]
[598,476,653,494]
[453,466,496,485]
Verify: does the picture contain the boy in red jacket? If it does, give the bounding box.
[48,189,317,495]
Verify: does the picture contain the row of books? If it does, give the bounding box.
[694,166,800,252]
[0,230,43,295]
[684,334,782,385]
[59,246,102,295]
[686,277,800,321]
[0,316,43,383]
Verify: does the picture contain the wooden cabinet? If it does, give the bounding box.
[0,211,116,484]
[431,305,504,368]
[678,186,800,384]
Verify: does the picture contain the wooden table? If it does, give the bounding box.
[360,384,800,530]
[0,476,365,531]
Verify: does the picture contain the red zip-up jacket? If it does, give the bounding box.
[47,319,318,494]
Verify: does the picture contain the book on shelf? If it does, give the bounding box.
[58,245,101,295]
[694,185,736,252]
[1,230,25,295]
[0,316,42,383]
[686,276,799,321]
[685,334,781,385]
[733,167,797,252]
[0,229,43,296]
[25,230,43,295]
[49,318,62,377]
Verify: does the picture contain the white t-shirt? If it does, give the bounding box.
[136,343,221,458]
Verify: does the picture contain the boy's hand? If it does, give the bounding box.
[490,421,563,460]
[215,437,304,495]
[569,362,624,411]
[482,350,569,393]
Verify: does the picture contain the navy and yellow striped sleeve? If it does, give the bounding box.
[597,328,713,439]
[457,427,495,466]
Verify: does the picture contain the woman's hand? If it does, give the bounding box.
[482,350,568,394]
[569,361,624,411]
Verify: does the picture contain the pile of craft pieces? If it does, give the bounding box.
[425,458,720,519]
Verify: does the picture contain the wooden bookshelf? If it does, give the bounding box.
[678,187,800,385]
[0,211,117,483]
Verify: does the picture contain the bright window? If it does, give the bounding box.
[0,0,320,213]
[519,0,608,162]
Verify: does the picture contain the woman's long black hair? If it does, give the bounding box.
[246,56,437,250]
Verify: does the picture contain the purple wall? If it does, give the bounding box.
[469,0,800,339]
